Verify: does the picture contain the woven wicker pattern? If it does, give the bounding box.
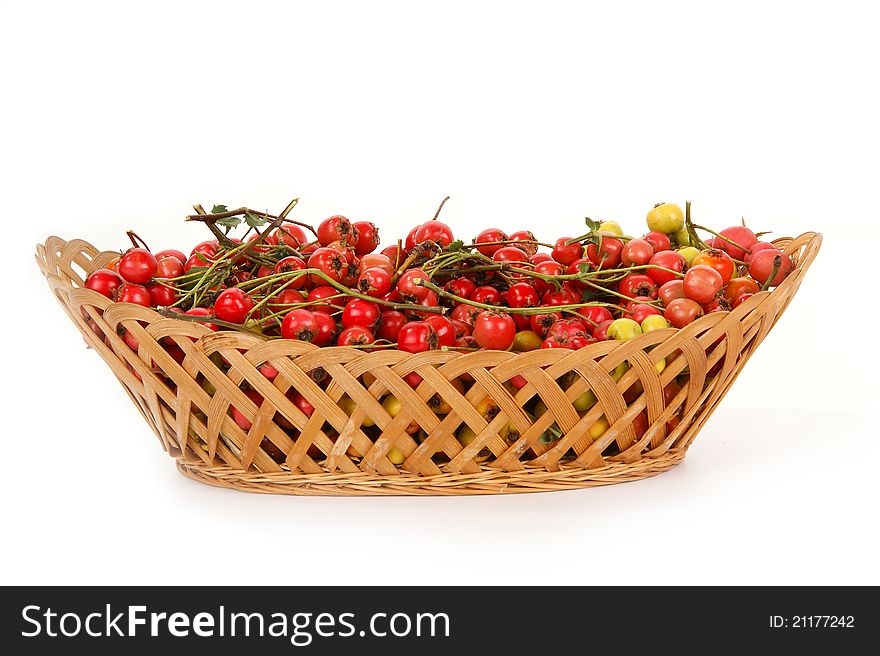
[36,232,821,495]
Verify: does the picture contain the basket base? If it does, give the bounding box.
[175,449,687,496]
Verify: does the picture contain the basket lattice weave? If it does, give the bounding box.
[36,233,821,495]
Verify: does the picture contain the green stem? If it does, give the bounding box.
[414,278,624,315]
[462,238,555,250]
[245,275,303,320]
[263,267,446,314]
[427,260,684,284]
[760,255,781,291]
[691,223,749,263]
[155,307,267,337]
[168,243,253,308]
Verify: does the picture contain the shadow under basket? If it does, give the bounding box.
[37,233,821,496]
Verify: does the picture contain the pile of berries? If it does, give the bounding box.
[84,198,793,355]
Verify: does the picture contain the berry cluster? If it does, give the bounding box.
[84,198,792,356]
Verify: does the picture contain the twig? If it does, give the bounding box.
[278,197,300,220]
[155,307,268,337]
[432,196,451,221]
[126,230,150,251]
[189,204,239,249]
[185,207,275,222]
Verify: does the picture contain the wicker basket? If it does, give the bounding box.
[36,232,821,496]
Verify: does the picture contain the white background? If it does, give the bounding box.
[2,1,877,585]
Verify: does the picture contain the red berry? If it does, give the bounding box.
[646,250,686,286]
[541,337,572,350]
[567,334,595,350]
[715,226,758,260]
[472,285,502,306]
[397,321,438,353]
[450,303,480,326]
[118,248,157,284]
[445,277,477,300]
[504,282,540,308]
[231,390,263,431]
[281,309,319,341]
[357,267,392,298]
[664,298,703,328]
[267,288,305,316]
[543,287,578,307]
[692,248,735,285]
[683,265,723,304]
[147,281,177,307]
[185,252,213,273]
[308,247,348,285]
[578,305,614,328]
[376,310,407,341]
[407,290,441,320]
[658,279,687,305]
[529,311,563,336]
[619,273,658,299]
[474,228,508,257]
[591,319,613,341]
[552,237,582,265]
[585,237,623,270]
[155,256,184,279]
[508,230,538,255]
[273,225,308,249]
[317,215,356,246]
[745,241,777,264]
[289,390,315,417]
[404,225,421,252]
[530,252,552,265]
[749,249,793,287]
[155,249,186,264]
[359,253,394,276]
[492,246,529,264]
[273,257,308,288]
[397,268,431,300]
[473,311,516,350]
[191,240,219,259]
[415,220,455,247]
[450,319,471,338]
[337,325,375,347]
[643,231,672,253]
[733,292,754,308]
[380,245,404,267]
[424,314,456,347]
[184,307,218,331]
[621,238,654,266]
[565,258,593,288]
[702,297,730,314]
[351,221,380,255]
[533,260,564,295]
[117,283,151,307]
[214,288,254,324]
[547,318,587,342]
[626,303,661,323]
[84,269,124,299]
[454,335,479,350]
[722,277,760,306]
[311,311,338,346]
[341,299,380,328]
